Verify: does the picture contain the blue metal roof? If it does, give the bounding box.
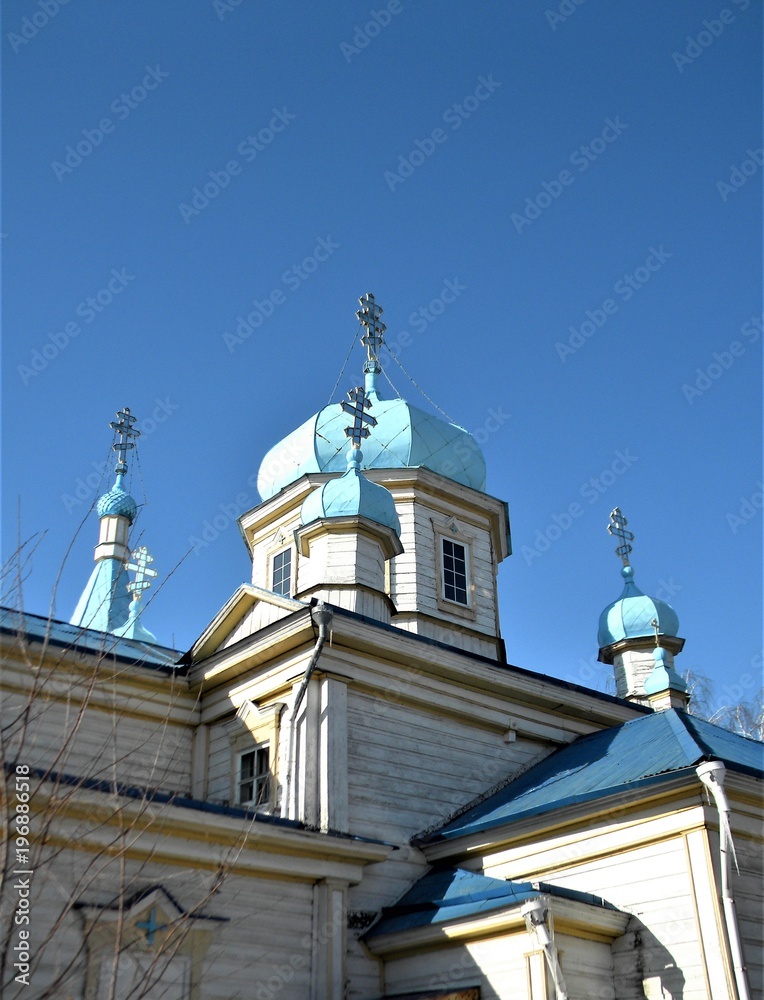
[366,867,615,938]
[0,607,181,671]
[420,709,764,845]
[257,380,486,500]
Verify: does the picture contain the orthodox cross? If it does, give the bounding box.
[109,407,140,475]
[650,617,661,647]
[125,546,158,602]
[341,386,377,446]
[607,507,634,566]
[356,292,386,364]
[136,908,166,947]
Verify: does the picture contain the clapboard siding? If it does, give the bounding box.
[11,844,315,1000]
[207,719,234,803]
[381,932,615,1000]
[347,690,539,840]
[9,694,193,794]
[219,600,294,650]
[490,837,710,1000]
[733,836,764,997]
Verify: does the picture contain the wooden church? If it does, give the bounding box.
[1,294,761,1000]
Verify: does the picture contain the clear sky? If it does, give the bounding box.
[3,1,761,708]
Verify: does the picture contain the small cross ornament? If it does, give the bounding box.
[125,546,158,601]
[341,386,377,446]
[136,908,166,947]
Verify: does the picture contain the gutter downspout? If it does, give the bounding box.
[284,601,333,821]
[521,897,569,1000]
[696,760,750,1000]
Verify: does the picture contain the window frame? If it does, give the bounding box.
[434,522,477,621]
[269,545,293,598]
[236,744,270,808]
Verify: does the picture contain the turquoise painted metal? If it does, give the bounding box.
[300,445,401,535]
[644,646,688,696]
[258,373,486,500]
[421,709,764,845]
[597,564,680,648]
[70,557,135,634]
[96,477,138,521]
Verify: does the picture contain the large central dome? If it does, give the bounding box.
[257,380,486,501]
[258,294,487,501]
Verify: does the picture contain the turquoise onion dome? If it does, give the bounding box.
[644,646,688,696]
[300,446,401,536]
[96,475,137,523]
[258,373,485,501]
[597,565,680,648]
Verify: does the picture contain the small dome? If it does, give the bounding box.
[258,380,485,500]
[598,565,679,649]
[96,486,137,522]
[300,448,401,536]
[644,646,688,696]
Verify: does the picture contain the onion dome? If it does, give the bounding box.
[644,646,688,697]
[300,446,401,535]
[96,482,137,522]
[258,374,485,500]
[598,564,680,648]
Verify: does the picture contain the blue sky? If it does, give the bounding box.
[3,1,761,708]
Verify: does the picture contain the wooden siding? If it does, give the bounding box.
[488,836,712,1000]
[380,932,615,1000]
[389,501,499,640]
[346,689,541,842]
[3,678,194,795]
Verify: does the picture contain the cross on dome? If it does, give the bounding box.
[357,292,386,366]
[125,545,158,602]
[607,507,634,566]
[341,386,377,447]
[109,407,140,476]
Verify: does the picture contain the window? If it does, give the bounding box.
[271,548,292,597]
[442,538,468,605]
[237,746,270,806]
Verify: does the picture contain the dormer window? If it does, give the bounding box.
[441,538,469,605]
[271,548,292,597]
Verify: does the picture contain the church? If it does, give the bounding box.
[1,294,761,1000]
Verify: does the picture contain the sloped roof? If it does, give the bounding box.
[366,866,616,938]
[419,709,764,845]
[0,607,181,671]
